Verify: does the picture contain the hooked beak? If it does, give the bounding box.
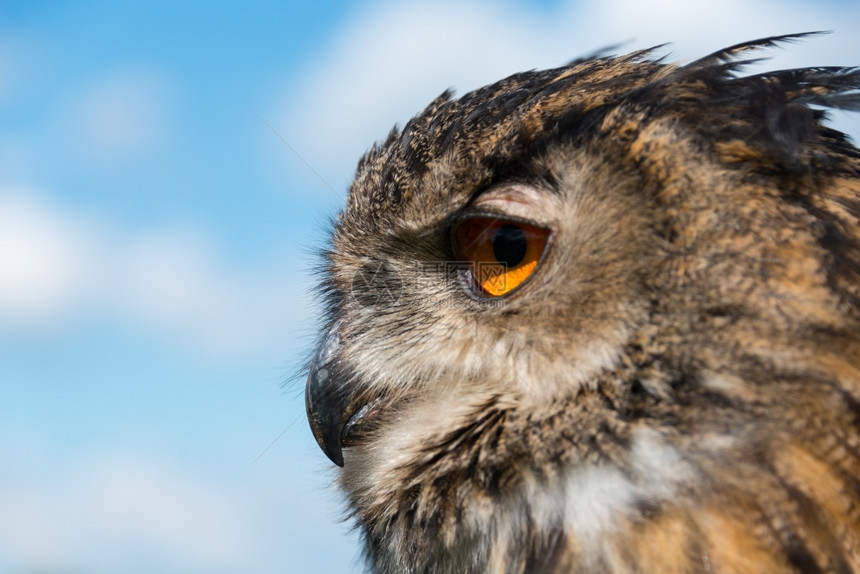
[305,323,350,466]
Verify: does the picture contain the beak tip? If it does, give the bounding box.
[328,446,345,468]
[307,408,347,467]
[320,420,345,467]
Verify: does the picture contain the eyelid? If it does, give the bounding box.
[468,182,561,227]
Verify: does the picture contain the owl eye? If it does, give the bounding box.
[454,217,550,297]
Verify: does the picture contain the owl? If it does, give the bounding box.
[305,34,860,573]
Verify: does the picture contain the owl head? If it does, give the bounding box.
[305,34,860,572]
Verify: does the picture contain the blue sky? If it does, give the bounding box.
[1,1,859,573]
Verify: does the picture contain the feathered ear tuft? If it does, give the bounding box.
[685,32,829,70]
[638,34,860,174]
[766,66,860,112]
[566,41,640,66]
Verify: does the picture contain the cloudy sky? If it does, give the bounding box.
[1,1,859,573]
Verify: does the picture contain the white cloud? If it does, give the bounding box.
[65,68,174,167]
[0,423,361,574]
[0,452,263,573]
[0,187,314,359]
[112,224,315,358]
[280,1,569,184]
[279,0,860,186]
[0,189,99,325]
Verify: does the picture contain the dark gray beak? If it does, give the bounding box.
[305,323,350,467]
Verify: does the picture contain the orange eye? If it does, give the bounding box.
[454,217,550,297]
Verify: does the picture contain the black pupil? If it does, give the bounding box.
[492,224,527,267]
